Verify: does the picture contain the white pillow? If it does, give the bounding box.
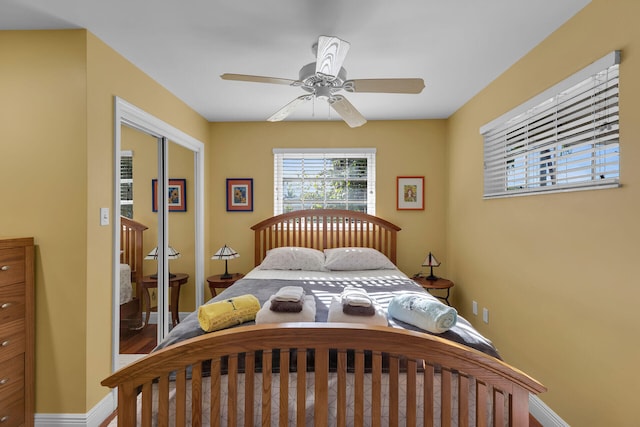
[258,247,325,271]
[323,247,396,271]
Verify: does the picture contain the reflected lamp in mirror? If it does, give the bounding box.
[145,246,182,279]
[212,244,239,279]
[422,251,441,281]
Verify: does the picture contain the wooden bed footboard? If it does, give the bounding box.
[102,323,545,426]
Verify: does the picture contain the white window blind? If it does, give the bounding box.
[481,51,620,198]
[120,151,134,218]
[273,148,376,215]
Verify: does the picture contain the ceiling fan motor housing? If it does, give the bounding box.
[299,62,348,97]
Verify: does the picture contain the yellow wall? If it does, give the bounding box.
[0,29,209,414]
[447,0,640,425]
[208,120,448,278]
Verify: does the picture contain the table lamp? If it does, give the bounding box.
[212,244,239,279]
[145,245,181,279]
[422,251,441,281]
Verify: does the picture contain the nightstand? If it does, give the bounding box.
[412,276,454,306]
[207,273,245,297]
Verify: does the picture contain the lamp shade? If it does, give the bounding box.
[421,252,440,267]
[211,245,239,260]
[422,251,440,281]
[145,246,182,260]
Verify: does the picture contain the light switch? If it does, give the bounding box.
[100,207,109,226]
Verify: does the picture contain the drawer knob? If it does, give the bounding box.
[0,265,8,271]
[0,303,10,310]
[0,415,8,423]
[0,341,8,347]
[0,378,7,385]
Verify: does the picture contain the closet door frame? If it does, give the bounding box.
[111,96,205,370]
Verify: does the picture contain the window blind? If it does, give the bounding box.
[273,148,376,215]
[481,51,620,198]
[120,151,134,218]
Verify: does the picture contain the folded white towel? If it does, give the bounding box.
[327,296,388,326]
[274,286,305,302]
[255,295,316,324]
[341,286,372,307]
[388,293,457,333]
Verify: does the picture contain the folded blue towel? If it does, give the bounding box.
[388,293,457,333]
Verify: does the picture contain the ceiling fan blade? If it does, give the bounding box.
[315,36,350,80]
[221,73,299,86]
[267,95,312,122]
[347,78,425,94]
[329,95,367,128]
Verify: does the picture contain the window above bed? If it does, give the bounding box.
[273,148,376,215]
[480,51,620,198]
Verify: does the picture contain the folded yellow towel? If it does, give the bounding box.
[198,294,261,333]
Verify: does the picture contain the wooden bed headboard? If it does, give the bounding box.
[120,216,148,287]
[251,209,401,266]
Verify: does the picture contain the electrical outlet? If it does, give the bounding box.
[472,301,478,315]
[482,308,489,323]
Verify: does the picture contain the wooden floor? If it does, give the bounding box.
[120,323,157,354]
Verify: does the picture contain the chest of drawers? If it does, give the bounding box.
[0,238,34,427]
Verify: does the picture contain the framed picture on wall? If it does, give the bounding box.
[152,178,187,212]
[397,176,424,210]
[226,178,253,212]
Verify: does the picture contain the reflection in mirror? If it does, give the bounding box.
[113,96,205,373]
[118,126,158,367]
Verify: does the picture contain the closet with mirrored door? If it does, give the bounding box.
[113,97,205,370]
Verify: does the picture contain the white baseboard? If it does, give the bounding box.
[530,394,569,426]
[35,390,116,427]
[148,311,189,324]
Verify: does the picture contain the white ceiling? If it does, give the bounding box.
[0,0,591,124]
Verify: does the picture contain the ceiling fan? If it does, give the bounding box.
[221,36,425,128]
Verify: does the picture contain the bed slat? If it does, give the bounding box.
[210,359,221,426]
[279,350,290,427]
[371,352,382,427]
[262,351,272,426]
[406,359,417,427]
[354,350,365,427]
[296,349,306,426]
[314,348,329,425]
[191,363,203,426]
[244,353,255,427]
[389,356,399,425]
[336,350,347,427]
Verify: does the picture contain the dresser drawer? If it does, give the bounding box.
[0,249,25,287]
[0,354,24,407]
[0,284,24,326]
[0,394,25,427]
[0,320,25,363]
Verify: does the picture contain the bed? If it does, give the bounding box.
[119,216,148,334]
[103,209,545,426]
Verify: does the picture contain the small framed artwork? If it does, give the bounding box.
[397,176,424,210]
[226,178,253,212]
[152,178,187,212]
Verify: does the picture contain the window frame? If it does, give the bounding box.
[480,51,621,199]
[273,148,376,216]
